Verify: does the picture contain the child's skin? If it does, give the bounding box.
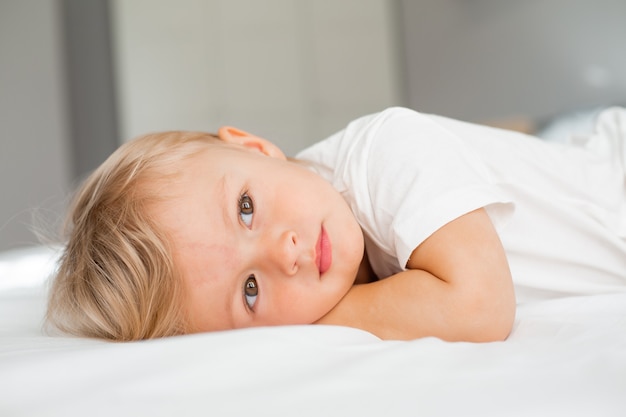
[153,127,516,342]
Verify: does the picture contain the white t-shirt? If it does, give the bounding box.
[296,107,626,303]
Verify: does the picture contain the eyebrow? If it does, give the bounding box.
[218,174,230,227]
[216,173,238,328]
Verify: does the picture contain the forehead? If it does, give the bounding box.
[148,154,237,332]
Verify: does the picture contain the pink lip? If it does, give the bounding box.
[315,226,332,276]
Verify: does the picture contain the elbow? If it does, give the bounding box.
[475,309,515,342]
[465,292,516,343]
[456,270,517,343]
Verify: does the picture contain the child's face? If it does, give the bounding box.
[153,133,364,333]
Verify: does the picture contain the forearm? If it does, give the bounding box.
[316,269,515,342]
[317,209,517,342]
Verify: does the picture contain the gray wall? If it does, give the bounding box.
[110,0,402,156]
[0,0,117,251]
[63,0,118,180]
[399,0,626,124]
[0,0,71,251]
[2,0,626,251]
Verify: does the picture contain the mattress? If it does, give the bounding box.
[1,245,625,416]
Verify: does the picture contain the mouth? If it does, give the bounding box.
[315,226,332,276]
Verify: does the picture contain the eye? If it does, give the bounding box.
[239,193,254,228]
[244,275,258,310]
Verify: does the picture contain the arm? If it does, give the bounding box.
[315,208,516,342]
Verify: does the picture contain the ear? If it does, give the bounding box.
[217,126,286,160]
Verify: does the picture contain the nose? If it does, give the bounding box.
[258,230,299,276]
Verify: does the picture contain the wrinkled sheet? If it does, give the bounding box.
[1,246,625,417]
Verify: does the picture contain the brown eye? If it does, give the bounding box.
[244,275,258,310]
[240,194,253,214]
[239,193,254,227]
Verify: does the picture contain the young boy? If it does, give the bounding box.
[47,107,626,342]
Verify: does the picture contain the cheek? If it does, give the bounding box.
[269,284,341,324]
[311,280,350,318]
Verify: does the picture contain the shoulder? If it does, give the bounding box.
[294,107,415,183]
[295,107,443,166]
[296,107,425,156]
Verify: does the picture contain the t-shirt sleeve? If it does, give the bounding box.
[350,107,514,271]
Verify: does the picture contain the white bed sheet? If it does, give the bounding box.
[1,246,625,417]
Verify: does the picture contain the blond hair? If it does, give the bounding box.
[46,131,218,341]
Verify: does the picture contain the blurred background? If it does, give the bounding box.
[1,0,625,251]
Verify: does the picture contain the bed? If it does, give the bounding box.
[1,243,625,417]
[3,107,626,416]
